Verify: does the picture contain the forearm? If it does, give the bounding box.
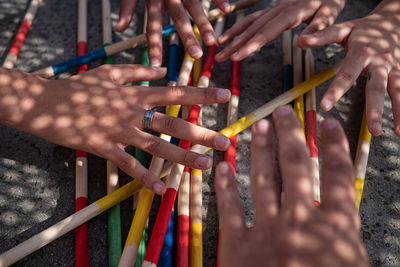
[0,67,50,129]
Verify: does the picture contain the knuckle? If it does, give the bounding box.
[203,87,214,100]
[117,156,135,171]
[139,170,154,186]
[324,158,352,176]
[336,71,354,85]
[143,138,162,154]
[170,86,186,98]
[371,84,387,94]
[281,146,308,164]
[198,128,211,146]
[163,116,179,133]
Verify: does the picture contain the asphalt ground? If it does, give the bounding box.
[1,0,399,266]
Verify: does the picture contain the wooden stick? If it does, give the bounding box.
[75,1,89,265]
[292,34,305,134]
[2,0,42,69]
[190,61,343,155]
[158,27,180,267]
[119,31,182,267]
[354,109,372,211]
[102,0,123,266]
[217,11,242,267]
[177,167,191,267]
[282,30,293,92]
[32,0,258,78]
[305,49,320,205]
[143,106,202,267]
[0,180,142,267]
[134,8,150,267]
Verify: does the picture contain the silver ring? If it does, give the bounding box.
[143,110,155,130]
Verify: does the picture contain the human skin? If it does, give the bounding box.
[216,0,400,137]
[0,65,231,194]
[215,106,371,267]
[115,0,231,67]
[298,0,400,137]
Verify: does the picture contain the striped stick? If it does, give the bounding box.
[354,109,372,211]
[177,165,191,267]
[305,49,320,205]
[292,34,305,134]
[102,0,123,266]
[75,1,89,266]
[282,30,293,92]
[118,31,183,267]
[217,11,242,267]
[158,28,180,267]
[31,0,258,78]
[0,180,142,267]
[2,0,42,69]
[190,61,343,155]
[143,106,202,267]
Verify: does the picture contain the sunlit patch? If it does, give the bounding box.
[17,199,36,213]
[29,83,44,95]
[0,211,19,225]
[12,79,28,91]
[0,194,6,207]
[91,95,107,106]
[55,103,70,113]
[55,115,72,129]
[33,211,51,223]
[76,115,95,128]
[333,239,357,262]
[10,186,26,198]
[20,97,35,111]
[71,91,89,103]
[2,158,17,166]
[98,115,117,128]
[82,75,99,85]
[2,95,18,106]
[100,80,114,89]
[0,74,11,85]
[31,114,53,130]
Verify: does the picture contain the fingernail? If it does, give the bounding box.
[217,162,230,175]
[150,57,161,67]
[275,105,292,117]
[371,121,382,134]
[204,32,216,44]
[195,155,213,169]
[321,99,333,110]
[221,2,231,13]
[323,118,337,130]
[214,135,230,150]
[255,120,269,134]
[217,89,231,101]
[153,181,166,194]
[188,46,202,58]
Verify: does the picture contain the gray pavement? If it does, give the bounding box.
[1,0,399,266]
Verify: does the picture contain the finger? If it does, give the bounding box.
[250,120,279,227]
[138,86,231,107]
[115,0,138,32]
[105,144,166,194]
[150,112,230,151]
[300,3,343,38]
[147,0,164,67]
[320,47,370,111]
[184,0,216,46]
[167,0,202,58]
[97,64,167,85]
[229,15,294,61]
[120,128,215,170]
[272,106,314,211]
[388,68,400,136]
[215,162,246,241]
[299,22,352,49]
[319,118,358,230]
[365,65,388,136]
[212,0,231,14]
[215,9,278,62]
[217,9,266,45]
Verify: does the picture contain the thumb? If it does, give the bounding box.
[298,22,353,49]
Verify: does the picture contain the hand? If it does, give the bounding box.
[116,0,232,67]
[215,0,345,62]
[215,105,370,267]
[298,0,400,136]
[0,65,231,194]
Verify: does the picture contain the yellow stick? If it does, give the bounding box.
[293,34,305,134]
